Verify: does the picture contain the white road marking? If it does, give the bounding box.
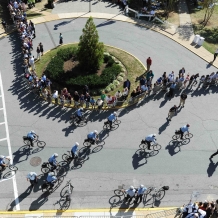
[0,108,3,110]
[0,138,7,142]
[0,72,20,210]
[0,122,5,125]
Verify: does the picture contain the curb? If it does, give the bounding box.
[0,207,178,214]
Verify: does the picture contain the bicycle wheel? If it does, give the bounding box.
[9,165,18,171]
[139,143,147,150]
[61,185,73,198]
[41,167,50,174]
[153,143,161,151]
[114,120,121,125]
[56,166,65,177]
[172,134,180,140]
[103,123,110,130]
[144,187,153,195]
[185,133,193,139]
[155,189,165,201]
[114,189,124,196]
[77,157,85,164]
[83,140,91,147]
[62,154,71,162]
[37,141,46,148]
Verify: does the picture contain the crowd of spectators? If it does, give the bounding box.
[179,199,218,218]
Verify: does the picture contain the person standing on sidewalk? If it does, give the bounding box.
[59,33,63,45]
[179,92,187,108]
[29,56,35,70]
[39,42,44,56]
[36,46,41,60]
[27,172,38,187]
[212,48,218,62]
[167,105,178,121]
[168,82,176,97]
[146,57,152,71]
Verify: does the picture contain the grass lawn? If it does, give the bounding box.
[35,43,146,98]
[187,3,218,53]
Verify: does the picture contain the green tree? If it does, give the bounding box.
[77,17,104,72]
[201,0,215,26]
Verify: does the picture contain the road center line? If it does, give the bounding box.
[0,72,20,211]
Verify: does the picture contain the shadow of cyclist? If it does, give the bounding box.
[132,151,148,170]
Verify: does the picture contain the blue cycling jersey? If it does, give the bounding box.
[108,114,116,122]
[88,132,96,140]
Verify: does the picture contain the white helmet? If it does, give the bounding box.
[140,184,144,188]
[130,186,134,190]
[94,130,98,134]
[75,142,79,146]
[48,172,55,176]
[53,153,58,157]
[113,112,117,116]
[0,155,4,159]
[30,130,35,134]
[153,134,156,137]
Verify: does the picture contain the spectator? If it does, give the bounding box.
[115,90,122,100]
[179,67,185,78]
[61,87,68,98]
[85,93,91,108]
[36,46,40,59]
[146,70,154,81]
[80,94,85,107]
[47,90,52,103]
[96,98,103,110]
[59,33,63,45]
[66,93,72,105]
[141,84,148,93]
[130,89,137,98]
[39,42,44,56]
[140,76,147,87]
[60,94,65,108]
[83,85,89,95]
[162,72,167,79]
[29,56,35,70]
[90,97,96,109]
[123,78,131,90]
[100,91,106,102]
[73,91,80,108]
[168,71,175,82]
[179,92,187,108]
[122,87,129,100]
[212,48,218,62]
[168,82,176,97]
[183,74,190,88]
[167,105,178,121]
[52,90,58,104]
[146,57,152,71]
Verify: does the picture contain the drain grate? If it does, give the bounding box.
[30,157,42,167]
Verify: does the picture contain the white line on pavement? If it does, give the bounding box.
[0,72,20,211]
[0,122,5,125]
[0,138,7,142]
[0,108,3,110]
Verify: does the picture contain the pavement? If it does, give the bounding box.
[0,0,218,217]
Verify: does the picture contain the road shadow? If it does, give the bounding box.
[165,140,181,156]
[207,159,218,177]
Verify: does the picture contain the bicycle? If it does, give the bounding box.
[172,130,193,140]
[60,179,74,201]
[103,119,121,130]
[83,137,103,147]
[23,135,46,148]
[42,176,64,192]
[62,151,86,164]
[0,161,18,173]
[41,161,65,175]
[70,114,87,125]
[114,186,136,204]
[139,140,161,151]
[144,186,169,201]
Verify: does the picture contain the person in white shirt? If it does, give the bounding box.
[144,134,156,150]
[14,1,19,9]
[122,87,129,100]
[27,172,38,186]
[124,186,136,203]
[168,71,175,82]
[141,84,148,93]
[150,10,155,15]
[115,91,122,100]
[134,185,147,203]
[29,56,35,70]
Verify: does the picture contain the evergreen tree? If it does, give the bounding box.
[77,17,104,72]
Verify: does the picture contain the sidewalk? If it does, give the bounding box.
[0,207,178,217]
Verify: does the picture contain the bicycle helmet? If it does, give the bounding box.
[0,155,4,159]
[113,112,117,116]
[140,184,144,188]
[53,153,58,157]
[187,124,190,127]
[30,130,35,134]
[130,186,134,190]
[80,108,83,111]
[75,142,79,146]
[48,172,55,176]
[94,130,98,134]
[153,134,156,137]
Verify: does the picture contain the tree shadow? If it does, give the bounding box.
[207,159,218,177]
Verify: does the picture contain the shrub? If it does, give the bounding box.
[105,86,111,93]
[113,80,120,86]
[45,56,64,80]
[117,76,123,82]
[57,47,77,61]
[119,72,125,77]
[109,83,115,90]
[106,56,115,67]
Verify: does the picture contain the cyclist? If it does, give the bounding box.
[124,186,136,203]
[0,155,10,170]
[27,130,38,147]
[46,172,57,190]
[76,108,83,123]
[179,124,190,139]
[107,112,117,129]
[26,172,38,187]
[134,185,147,204]
[87,130,98,144]
[71,142,79,159]
[48,153,58,171]
[143,134,157,150]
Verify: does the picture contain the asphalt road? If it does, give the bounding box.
[0,18,218,211]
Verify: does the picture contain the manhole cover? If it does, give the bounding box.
[30,157,42,167]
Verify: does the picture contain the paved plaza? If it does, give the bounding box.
[0,2,218,214]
